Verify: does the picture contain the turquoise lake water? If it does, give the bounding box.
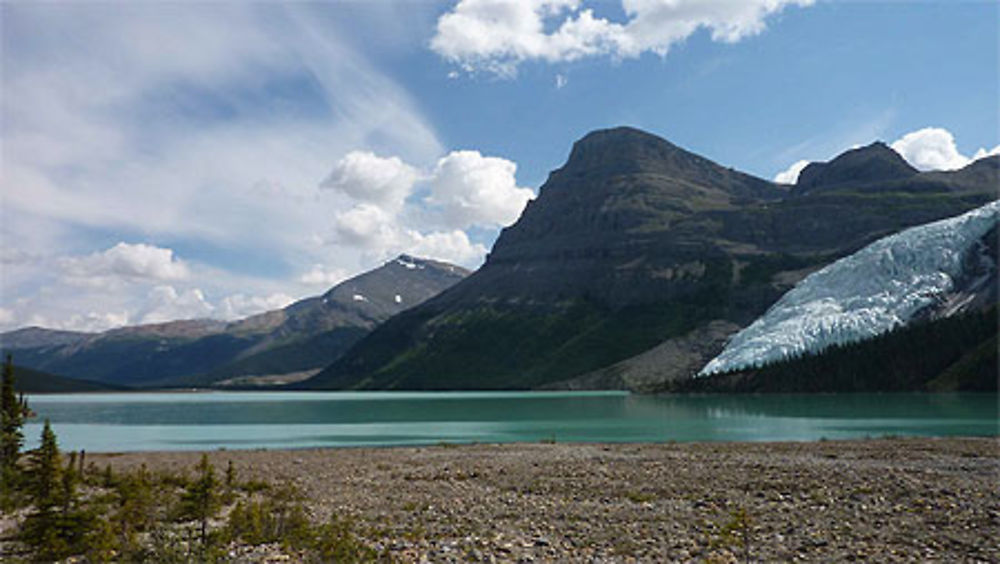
[21,391,999,452]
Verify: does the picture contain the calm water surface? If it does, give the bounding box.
[22,391,998,452]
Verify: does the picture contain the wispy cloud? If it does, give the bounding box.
[0,3,458,331]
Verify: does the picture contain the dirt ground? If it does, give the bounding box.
[77,436,1000,562]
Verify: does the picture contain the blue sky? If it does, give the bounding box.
[1,0,997,332]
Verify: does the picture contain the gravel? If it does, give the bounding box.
[31,437,1000,561]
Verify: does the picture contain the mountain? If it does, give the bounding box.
[0,327,93,349]
[302,127,997,391]
[671,306,997,393]
[1,255,468,387]
[8,363,127,394]
[794,142,918,194]
[700,201,999,376]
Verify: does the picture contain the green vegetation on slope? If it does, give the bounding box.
[307,256,747,390]
[6,364,126,393]
[0,365,379,562]
[671,306,998,393]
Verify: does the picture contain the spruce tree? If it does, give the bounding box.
[180,454,220,548]
[20,420,66,558]
[1,354,26,497]
[28,420,62,512]
[22,421,97,560]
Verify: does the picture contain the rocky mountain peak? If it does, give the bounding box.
[558,126,717,180]
[795,141,918,193]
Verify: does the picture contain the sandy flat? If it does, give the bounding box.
[79,437,1000,562]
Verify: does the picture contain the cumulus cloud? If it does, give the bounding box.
[1,3,448,331]
[773,159,810,184]
[139,286,215,324]
[322,148,533,267]
[62,312,131,333]
[427,151,535,229]
[217,292,295,320]
[776,127,1000,183]
[59,243,190,287]
[330,204,492,267]
[431,0,812,76]
[890,127,971,171]
[321,151,419,211]
[405,230,489,266]
[972,145,1000,161]
[299,264,349,287]
[332,204,402,249]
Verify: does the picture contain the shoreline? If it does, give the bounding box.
[23,431,1000,456]
[77,436,999,561]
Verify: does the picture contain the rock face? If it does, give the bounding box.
[795,142,918,193]
[303,127,997,391]
[700,202,1000,376]
[0,255,468,387]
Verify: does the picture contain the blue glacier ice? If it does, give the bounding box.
[700,200,1000,375]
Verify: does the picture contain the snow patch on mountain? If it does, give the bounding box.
[700,200,1000,375]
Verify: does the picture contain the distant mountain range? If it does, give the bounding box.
[1,255,468,388]
[6,361,126,394]
[4,127,997,393]
[302,127,998,391]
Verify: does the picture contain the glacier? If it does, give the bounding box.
[699,200,1000,376]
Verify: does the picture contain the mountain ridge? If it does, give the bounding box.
[2,255,468,387]
[302,127,997,391]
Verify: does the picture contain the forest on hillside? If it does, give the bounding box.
[671,306,998,393]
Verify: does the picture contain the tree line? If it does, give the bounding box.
[1,354,381,562]
[671,305,998,393]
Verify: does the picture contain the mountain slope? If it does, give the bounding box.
[672,306,997,393]
[701,202,999,376]
[1,255,468,387]
[7,363,127,393]
[303,127,997,391]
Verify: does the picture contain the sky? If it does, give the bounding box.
[1,0,998,333]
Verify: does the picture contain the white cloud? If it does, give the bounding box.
[972,145,1000,161]
[330,204,491,268]
[0,3,456,331]
[59,243,190,287]
[62,312,132,333]
[405,230,489,266]
[139,286,215,324]
[299,264,349,287]
[427,151,535,229]
[321,148,533,268]
[431,0,812,76]
[890,127,970,171]
[333,204,402,249]
[321,151,419,212]
[217,293,295,320]
[773,159,810,184]
[775,126,1000,182]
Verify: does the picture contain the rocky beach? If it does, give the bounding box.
[65,437,1000,562]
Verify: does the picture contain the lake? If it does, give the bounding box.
[22,391,999,452]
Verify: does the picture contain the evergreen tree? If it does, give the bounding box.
[1,354,27,505]
[114,463,155,555]
[179,453,220,548]
[21,421,101,560]
[20,420,67,559]
[29,419,62,510]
